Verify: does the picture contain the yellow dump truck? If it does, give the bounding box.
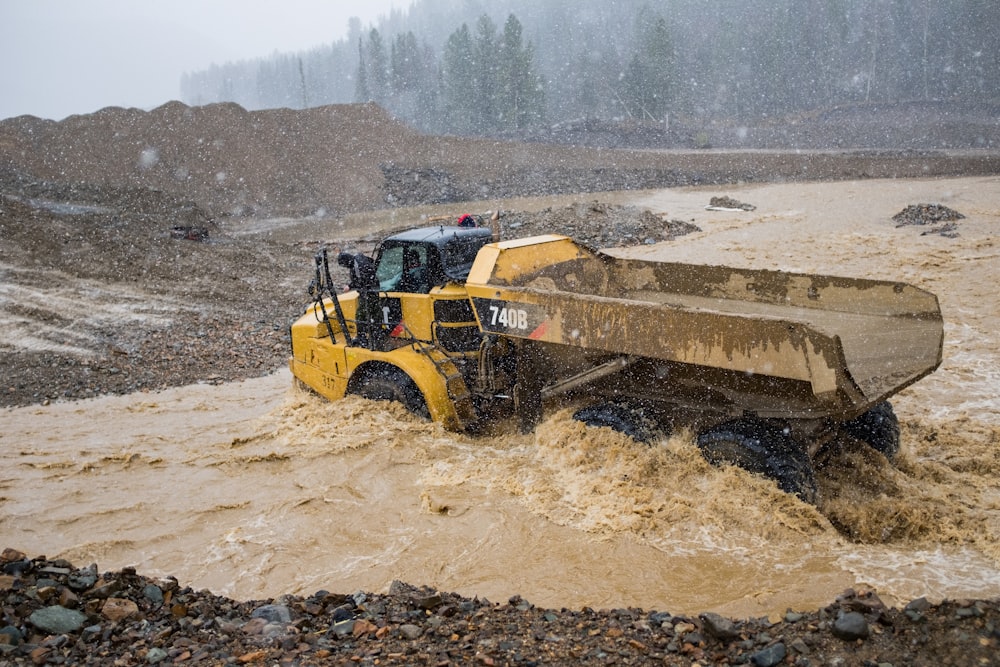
[290,224,943,502]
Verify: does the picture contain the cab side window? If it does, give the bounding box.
[376,245,431,293]
[397,246,429,293]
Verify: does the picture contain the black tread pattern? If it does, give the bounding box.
[697,419,818,504]
[572,403,659,443]
[842,401,900,460]
[353,365,430,419]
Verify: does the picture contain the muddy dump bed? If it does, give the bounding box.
[465,235,943,421]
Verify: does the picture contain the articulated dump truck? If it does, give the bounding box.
[289,224,943,502]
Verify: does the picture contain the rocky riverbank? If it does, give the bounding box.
[2,550,997,666]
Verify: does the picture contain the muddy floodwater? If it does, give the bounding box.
[3,177,999,620]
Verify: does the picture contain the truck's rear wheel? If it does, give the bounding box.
[572,403,659,443]
[841,401,900,461]
[352,366,430,419]
[697,419,818,504]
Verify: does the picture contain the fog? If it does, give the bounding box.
[178,0,1000,138]
[0,0,402,121]
[3,0,997,140]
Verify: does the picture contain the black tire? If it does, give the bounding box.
[841,401,900,461]
[697,419,818,504]
[351,365,430,419]
[572,403,660,443]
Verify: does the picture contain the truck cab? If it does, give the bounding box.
[289,224,496,431]
[372,225,493,294]
[356,225,493,350]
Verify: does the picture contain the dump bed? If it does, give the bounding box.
[465,236,943,420]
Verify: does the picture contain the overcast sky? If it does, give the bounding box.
[0,0,403,121]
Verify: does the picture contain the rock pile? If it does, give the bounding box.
[706,196,757,211]
[893,202,966,238]
[497,201,701,248]
[891,203,965,226]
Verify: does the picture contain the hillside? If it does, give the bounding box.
[2,101,998,219]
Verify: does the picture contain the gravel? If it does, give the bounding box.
[2,550,998,666]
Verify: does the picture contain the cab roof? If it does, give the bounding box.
[384,225,493,249]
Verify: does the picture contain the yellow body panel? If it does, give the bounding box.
[464,234,943,421]
[289,286,473,431]
[466,235,588,287]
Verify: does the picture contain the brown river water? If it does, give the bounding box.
[3,176,999,620]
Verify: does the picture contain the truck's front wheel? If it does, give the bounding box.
[351,365,430,420]
[697,419,818,504]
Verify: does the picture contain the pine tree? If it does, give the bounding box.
[619,10,676,122]
[354,38,370,102]
[363,28,390,104]
[472,15,500,132]
[389,31,435,122]
[442,24,477,134]
[497,14,544,130]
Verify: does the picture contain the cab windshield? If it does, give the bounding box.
[375,243,429,292]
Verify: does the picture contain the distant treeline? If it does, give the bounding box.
[180,0,1000,134]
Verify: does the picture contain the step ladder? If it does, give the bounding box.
[408,336,477,431]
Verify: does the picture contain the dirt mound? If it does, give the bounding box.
[0,101,419,218]
[3,102,999,221]
[0,186,216,280]
[0,174,303,404]
[893,203,966,226]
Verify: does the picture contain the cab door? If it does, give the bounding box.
[370,243,433,345]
